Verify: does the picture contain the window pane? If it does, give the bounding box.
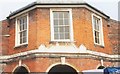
[23,17,27,30]
[96,20,99,31]
[94,23,97,30]
[53,11,70,40]
[19,19,23,31]
[96,31,99,38]
[65,33,70,39]
[23,23,25,30]
[20,32,24,44]
[20,32,22,38]
[54,19,59,25]
[96,25,99,31]
[95,31,99,44]
[20,38,22,44]
[53,12,58,18]
[60,33,64,39]
[59,12,63,18]
[23,24,25,30]
[59,19,63,25]
[54,27,59,32]
[95,31,97,37]
[23,37,27,43]
[95,31,99,37]
[93,17,96,29]
[19,19,22,25]
[64,12,69,18]
[17,15,28,45]
[59,27,64,32]
[24,23,27,30]
[23,31,27,37]
[54,33,59,39]
[64,19,69,25]
[94,16,100,31]
[93,15,102,44]
[20,24,22,31]
[95,38,97,43]
[97,32,99,37]
[97,38,99,44]
[65,26,69,32]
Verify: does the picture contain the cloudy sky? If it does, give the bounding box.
[0,0,119,21]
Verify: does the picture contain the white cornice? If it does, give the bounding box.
[0,44,119,63]
[9,4,108,19]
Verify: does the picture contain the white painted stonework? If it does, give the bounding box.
[0,44,119,62]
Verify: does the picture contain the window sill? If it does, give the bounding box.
[94,44,105,48]
[50,40,76,43]
[14,43,28,49]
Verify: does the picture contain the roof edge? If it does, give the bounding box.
[7,2,110,19]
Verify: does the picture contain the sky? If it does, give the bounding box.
[0,0,119,21]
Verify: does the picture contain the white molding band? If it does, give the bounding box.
[0,44,119,63]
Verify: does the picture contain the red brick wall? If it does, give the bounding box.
[7,7,113,55]
[8,9,38,55]
[73,8,112,54]
[0,20,9,55]
[0,20,9,73]
[36,8,51,47]
[3,7,115,72]
[108,19,119,54]
[4,57,113,72]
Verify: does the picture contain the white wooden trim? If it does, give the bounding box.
[15,13,29,47]
[10,6,36,19]
[18,60,22,66]
[15,18,17,47]
[100,59,104,66]
[21,64,31,73]
[92,13,104,46]
[50,9,54,41]
[50,8,74,42]
[26,13,29,45]
[69,9,74,42]
[100,18,104,46]
[12,65,19,73]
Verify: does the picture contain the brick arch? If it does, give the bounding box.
[96,64,105,69]
[97,66,105,69]
[12,65,30,74]
[47,63,79,74]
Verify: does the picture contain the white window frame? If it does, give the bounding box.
[50,8,74,42]
[92,14,104,46]
[15,13,29,47]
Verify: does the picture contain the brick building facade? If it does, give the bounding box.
[0,20,9,73]
[108,19,120,54]
[0,0,119,73]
